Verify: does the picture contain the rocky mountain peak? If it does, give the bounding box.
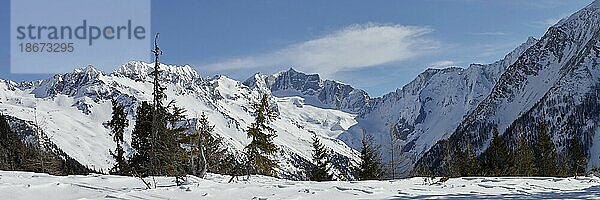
[243,68,369,113]
[112,61,199,84]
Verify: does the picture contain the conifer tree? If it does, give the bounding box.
[483,127,510,176]
[158,101,188,184]
[131,33,187,185]
[309,134,332,181]
[461,143,479,176]
[108,99,130,175]
[446,142,463,177]
[357,131,384,180]
[535,122,558,176]
[245,94,279,176]
[186,114,207,177]
[195,113,228,174]
[150,33,167,178]
[569,134,586,177]
[0,114,23,171]
[130,101,153,176]
[511,134,536,176]
[185,112,228,177]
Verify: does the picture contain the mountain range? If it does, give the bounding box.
[2,1,600,180]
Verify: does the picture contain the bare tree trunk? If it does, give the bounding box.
[130,167,152,189]
[191,155,197,176]
[199,145,207,178]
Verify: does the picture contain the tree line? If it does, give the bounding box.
[434,122,588,178]
[0,114,92,175]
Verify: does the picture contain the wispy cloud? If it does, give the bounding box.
[428,60,457,68]
[200,23,440,77]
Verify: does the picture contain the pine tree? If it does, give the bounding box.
[160,102,188,183]
[36,124,56,174]
[127,34,187,185]
[185,112,228,177]
[461,143,479,176]
[185,114,206,177]
[483,127,510,176]
[150,33,166,179]
[0,114,24,171]
[511,134,536,176]
[108,99,130,175]
[357,131,384,180]
[535,122,558,176]
[446,141,463,177]
[245,94,279,176]
[309,134,332,181]
[197,113,228,174]
[569,134,586,177]
[130,101,153,176]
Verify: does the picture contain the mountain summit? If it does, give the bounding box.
[2,1,600,180]
[244,68,370,113]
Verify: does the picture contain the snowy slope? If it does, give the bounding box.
[415,0,600,175]
[1,171,599,200]
[0,61,360,180]
[336,37,538,176]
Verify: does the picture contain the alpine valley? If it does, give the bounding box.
[3,1,600,181]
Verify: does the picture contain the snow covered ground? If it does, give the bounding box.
[1,171,599,199]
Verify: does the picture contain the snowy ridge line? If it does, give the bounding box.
[337,36,539,177]
[0,61,361,180]
[413,0,600,175]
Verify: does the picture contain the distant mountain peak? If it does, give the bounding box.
[242,67,369,113]
[75,65,103,76]
[287,67,298,73]
[412,1,600,176]
[112,61,199,84]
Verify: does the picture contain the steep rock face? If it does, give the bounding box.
[337,37,538,176]
[0,63,360,180]
[32,66,106,99]
[244,68,370,114]
[414,0,600,175]
[112,61,199,86]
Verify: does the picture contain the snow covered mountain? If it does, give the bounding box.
[335,37,538,176]
[414,0,600,175]
[243,68,370,114]
[4,1,600,181]
[0,61,360,180]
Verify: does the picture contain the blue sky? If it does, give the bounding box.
[0,0,593,96]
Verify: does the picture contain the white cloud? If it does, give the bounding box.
[200,23,440,77]
[428,60,456,68]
